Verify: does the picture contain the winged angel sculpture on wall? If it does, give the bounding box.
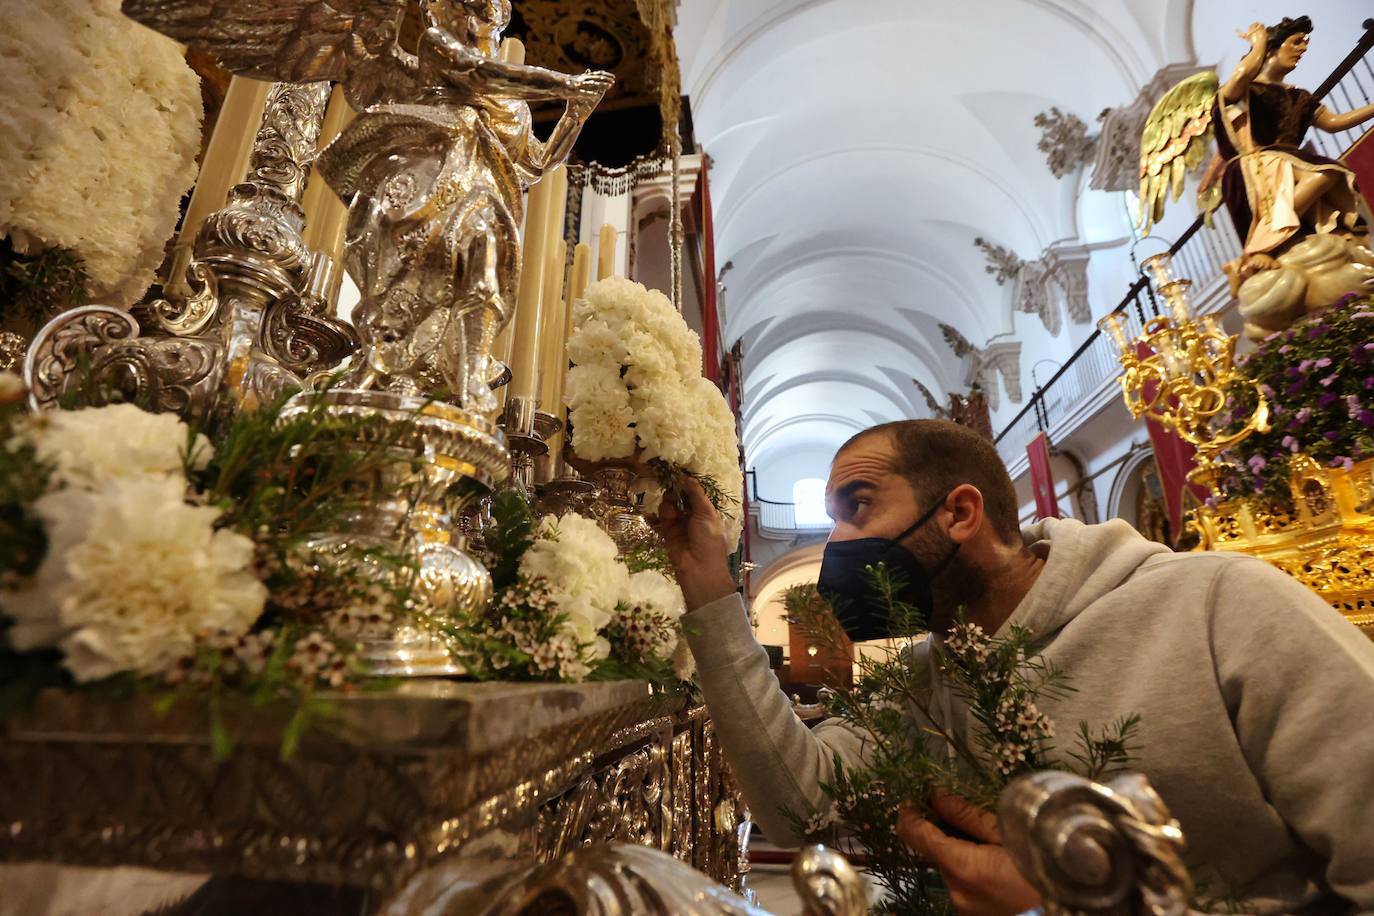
[1137,16,1374,341]
[123,0,612,414]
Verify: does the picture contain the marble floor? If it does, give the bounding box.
[742,838,882,914]
[747,862,805,914]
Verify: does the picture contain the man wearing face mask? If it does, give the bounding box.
[652,419,1374,915]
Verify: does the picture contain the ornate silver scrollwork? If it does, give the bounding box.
[380,842,769,916]
[22,78,351,415]
[999,771,1193,916]
[25,305,225,414]
[149,260,219,337]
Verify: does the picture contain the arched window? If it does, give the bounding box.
[792,477,831,527]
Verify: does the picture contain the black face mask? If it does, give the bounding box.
[817,495,954,642]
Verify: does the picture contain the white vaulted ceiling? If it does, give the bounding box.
[674,0,1362,492]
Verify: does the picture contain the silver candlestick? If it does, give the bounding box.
[25,80,355,415]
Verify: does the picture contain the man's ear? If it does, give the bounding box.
[945,484,985,545]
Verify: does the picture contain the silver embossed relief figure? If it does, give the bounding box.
[123,0,613,413]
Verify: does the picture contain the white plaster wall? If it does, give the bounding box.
[752,445,837,504]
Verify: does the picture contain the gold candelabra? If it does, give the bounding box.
[1099,252,1270,493]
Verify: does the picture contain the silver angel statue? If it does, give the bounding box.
[124,0,613,414]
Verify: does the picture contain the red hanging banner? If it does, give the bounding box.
[1026,431,1061,520]
[697,166,722,383]
[1342,127,1374,212]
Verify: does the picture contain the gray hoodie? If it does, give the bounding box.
[686,518,1374,913]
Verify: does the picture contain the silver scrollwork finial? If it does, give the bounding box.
[792,845,869,916]
[999,771,1193,916]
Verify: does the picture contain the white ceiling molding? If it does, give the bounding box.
[676,0,1202,474]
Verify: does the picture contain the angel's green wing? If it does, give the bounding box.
[1137,71,1220,235]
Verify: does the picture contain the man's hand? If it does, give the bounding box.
[648,479,737,611]
[897,792,1041,916]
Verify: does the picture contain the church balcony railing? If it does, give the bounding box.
[1310,19,1374,158]
[744,471,834,538]
[993,18,1374,478]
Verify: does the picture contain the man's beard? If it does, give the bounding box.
[912,530,987,634]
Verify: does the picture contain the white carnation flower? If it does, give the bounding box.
[565,362,629,407]
[520,513,628,647]
[565,318,629,369]
[565,279,742,551]
[32,403,212,490]
[4,476,266,681]
[0,0,203,304]
[621,329,678,378]
[621,569,686,620]
[566,401,637,461]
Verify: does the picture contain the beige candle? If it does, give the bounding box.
[508,176,552,403]
[596,223,618,280]
[568,242,592,313]
[489,36,529,388]
[542,165,569,261]
[167,75,272,288]
[551,242,591,417]
[500,37,525,65]
[536,238,568,411]
[300,84,356,262]
[529,166,568,405]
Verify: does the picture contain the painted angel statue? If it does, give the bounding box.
[1138,16,1374,340]
[122,0,613,413]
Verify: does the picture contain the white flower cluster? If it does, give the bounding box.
[511,511,690,681]
[803,805,840,837]
[286,631,351,688]
[3,405,266,682]
[564,278,744,549]
[941,621,989,659]
[487,579,592,680]
[170,629,276,685]
[519,512,626,662]
[940,621,1056,776]
[0,0,203,305]
[611,568,691,677]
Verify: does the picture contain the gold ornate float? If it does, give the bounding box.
[1192,456,1374,633]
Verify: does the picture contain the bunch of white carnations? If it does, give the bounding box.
[564,277,744,548]
[484,511,690,682]
[2,404,267,682]
[0,0,203,305]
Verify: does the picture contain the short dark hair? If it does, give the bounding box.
[837,420,1022,544]
[1266,16,1313,55]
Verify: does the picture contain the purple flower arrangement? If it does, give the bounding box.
[1217,294,1374,508]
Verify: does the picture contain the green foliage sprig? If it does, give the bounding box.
[0,239,89,330]
[0,398,49,580]
[783,568,1141,914]
[651,457,737,521]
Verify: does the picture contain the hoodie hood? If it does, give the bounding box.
[1003,517,1170,644]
